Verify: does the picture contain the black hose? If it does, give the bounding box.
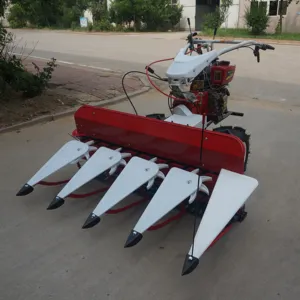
[121,70,167,116]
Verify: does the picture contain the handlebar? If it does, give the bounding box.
[259,44,275,50]
[186,37,275,63]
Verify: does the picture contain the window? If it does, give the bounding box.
[196,0,215,5]
[250,1,267,14]
[269,0,287,16]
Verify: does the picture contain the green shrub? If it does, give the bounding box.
[59,5,82,28]
[87,21,93,31]
[203,0,233,31]
[109,0,183,32]
[93,19,113,31]
[7,3,27,28]
[71,21,77,31]
[203,12,221,31]
[114,23,127,32]
[0,25,57,97]
[244,0,269,35]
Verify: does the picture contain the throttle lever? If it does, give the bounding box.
[253,46,260,63]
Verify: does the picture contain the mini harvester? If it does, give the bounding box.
[17,23,275,275]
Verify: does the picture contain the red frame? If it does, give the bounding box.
[74,105,245,174]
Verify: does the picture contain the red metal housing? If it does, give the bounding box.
[74,105,245,174]
[211,64,236,85]
[172,92,209,115]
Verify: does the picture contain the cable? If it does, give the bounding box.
[144,49,198,102]
[121,70,167,116]
[191,94,206,257]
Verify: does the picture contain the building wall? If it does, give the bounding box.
[195,5,213,30]
[179,0,197,30]
[179,0,242,30]
[238,0,300,33]
[281,1,300,33]
[221,0,241,28]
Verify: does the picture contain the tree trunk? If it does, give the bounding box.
[279,0,283,34]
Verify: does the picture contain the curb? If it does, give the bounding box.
[0,86,150,135]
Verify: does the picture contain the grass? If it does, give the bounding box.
[202,28,300,41]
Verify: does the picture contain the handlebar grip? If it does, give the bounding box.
[231,112,244,117]
[260,44,275,50]
[266,44,275,50]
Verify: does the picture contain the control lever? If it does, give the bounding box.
[253,46,260,63]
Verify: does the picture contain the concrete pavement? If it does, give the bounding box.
[1,90,300,300]
[9,29,300,106]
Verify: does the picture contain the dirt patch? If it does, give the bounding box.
[0,89,79,129]
[0,59,146,130]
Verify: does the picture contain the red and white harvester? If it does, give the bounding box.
[17,22,275,275]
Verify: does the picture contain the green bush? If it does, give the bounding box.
[0,25,57,97]
[87,21,93,31]
[203,0,233,31]
[71,21,77,30]
[244,0,269,35]
[7,3,27,28]
[109,0,183,32]
[203,12,221,31]
[93,19,113,31]
[141,1,183,31]
[59,5,82,28]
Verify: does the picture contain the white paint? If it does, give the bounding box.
[165,114,204,127]
[27,141,90,187]
[169,105,206,127]
[172,104,193,116]
[57,147,131,199]
[132,167,211,234]
[9,52,113,72]
[187,168,258,259]
[166,47,218,79]
[222,4,240,28]
[92,157,169,217]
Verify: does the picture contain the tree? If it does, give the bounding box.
[244,0,269,35]
[90,0,108,22]
[203,0,233,30]
[0,0,8,17]
[8,0,90,28]
[109,0,183,31]
[109,0,144,31]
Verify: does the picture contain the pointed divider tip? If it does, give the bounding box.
[181,254,199,276]
[16,184,34,196]
[124,230,143,248]
[47,196,65,210]
[82,213,101,229]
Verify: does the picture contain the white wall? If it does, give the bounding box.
[179,0,196,30]
[179,0,241,30]
[84,9,93,24]
[221,1,240,28]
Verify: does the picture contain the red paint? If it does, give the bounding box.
[106,197,148,214]
[210,64,236,85]
[74,105,245,174]
[68,187,108,199]
[207,224,233,250]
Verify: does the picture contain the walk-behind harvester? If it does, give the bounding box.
[17,21,275,275]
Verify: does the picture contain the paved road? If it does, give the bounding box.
[1,90,300,300]
[10,29,300,106]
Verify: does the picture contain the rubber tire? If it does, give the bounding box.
[213,126,250,172]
